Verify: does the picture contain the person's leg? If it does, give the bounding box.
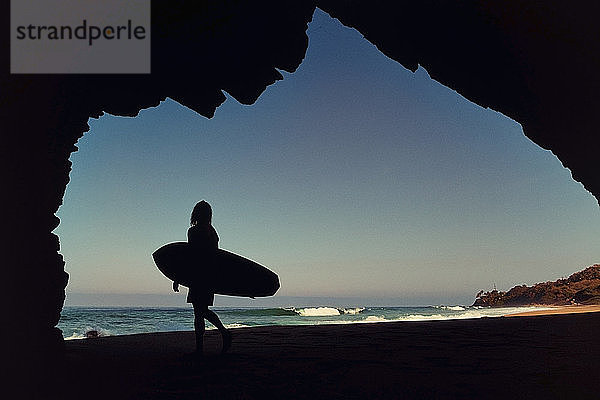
[203,309,232,354]
[192,303,206,354]
[203,309,225,331]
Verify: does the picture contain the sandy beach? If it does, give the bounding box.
[505,304,600,317]
[16,309,597,400]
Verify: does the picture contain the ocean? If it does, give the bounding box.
[59,305,549,340]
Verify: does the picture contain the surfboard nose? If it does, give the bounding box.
[263,273,280,296]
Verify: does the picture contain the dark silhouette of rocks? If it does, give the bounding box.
[2,1,599,356]
[474,265,600,307]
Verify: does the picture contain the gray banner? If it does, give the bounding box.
[11,0,151,73]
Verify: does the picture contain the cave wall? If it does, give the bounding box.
[1,1,598,353]
[2,0,316,354]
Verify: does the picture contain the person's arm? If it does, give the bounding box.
[173,281,179,292]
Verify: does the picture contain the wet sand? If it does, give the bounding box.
[23,311,600,400]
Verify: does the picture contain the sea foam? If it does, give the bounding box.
[436,305,466,311]
[64,326,111,340]
[295,307,365,317]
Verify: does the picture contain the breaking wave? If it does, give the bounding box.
[435,305,466,311]
[295,307,365,316]
[224,307,366,317]
[222,323,250,329]
[64,326,111,340]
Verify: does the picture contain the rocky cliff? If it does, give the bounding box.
[473,265,600,307]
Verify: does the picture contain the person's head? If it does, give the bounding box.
[190,200,212,226]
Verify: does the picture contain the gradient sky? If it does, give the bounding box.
[56,9,599,306]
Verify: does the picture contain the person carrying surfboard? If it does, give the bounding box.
[173,200,232,356]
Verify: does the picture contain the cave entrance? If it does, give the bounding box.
[55,10,600,337]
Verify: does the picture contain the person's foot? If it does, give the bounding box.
[221,331,232,354]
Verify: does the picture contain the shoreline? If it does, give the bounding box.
[504,304,600,317]
[60,304,600,340]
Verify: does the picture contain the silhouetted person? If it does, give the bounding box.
[173,200,232,356]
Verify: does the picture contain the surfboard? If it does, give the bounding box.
[152,242,280,298]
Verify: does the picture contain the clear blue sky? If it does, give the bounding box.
[56,9,599,306]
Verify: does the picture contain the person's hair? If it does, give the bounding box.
[190,200,212,226]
